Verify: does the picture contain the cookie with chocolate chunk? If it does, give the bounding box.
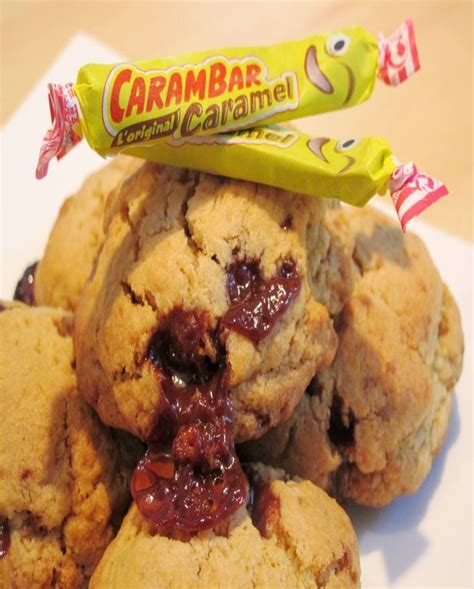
[0,304,137,587]
[33,155,141,311]
[90,464,360,589]
[75,162,338,444]
[241,207,464,506]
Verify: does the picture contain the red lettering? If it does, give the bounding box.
[165,73,183,107]
[245,64,262,88]
[208,62,227,98]
[110,68,132,123]
[125,77,146,118]
[184,70,206,101]
[146,76,166,112]
[228,66,244,92]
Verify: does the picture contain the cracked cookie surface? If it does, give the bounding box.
[0,304,136,588]
[75,163,337,443]
[240,207,464,506]
[35,155,142,311]
[90,464,360,588]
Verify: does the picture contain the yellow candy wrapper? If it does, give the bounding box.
[121,125,448,232]
[124,126,393,205]
[37,20,419,178]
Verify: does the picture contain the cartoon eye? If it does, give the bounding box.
[336,138,359,152]
[326,34,351,57]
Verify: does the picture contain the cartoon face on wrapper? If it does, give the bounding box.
[307,137,364,174]
[304,29,378,108]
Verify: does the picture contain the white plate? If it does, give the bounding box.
[1,33,472,589]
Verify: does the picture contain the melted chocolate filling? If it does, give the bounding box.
[244,467,282,538]
[13,261,38,306]
[131,257,300,534]
[222,258,301,341]
[132,310,246,533]
[0,517,10,560]
[249,483,280,538]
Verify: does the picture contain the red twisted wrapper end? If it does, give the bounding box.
[36,83,82,180]
[389,163,448,232]
[378,19,420,86]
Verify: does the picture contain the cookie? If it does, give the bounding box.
[309,201,355,317]
[240,207,464,506]
[34,154,141,311]
[90,464,360,588]
[0,304,137,587]
[75,162,338,444]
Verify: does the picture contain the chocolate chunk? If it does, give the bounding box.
[13,262,38,306]
[0,517,10,560]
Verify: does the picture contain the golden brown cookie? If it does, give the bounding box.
[0,304,136,588]
[90,464,360,588]
[310,202,355,317]
[241,207,464,506]
[34,155,141,311]
[75,162,338,443]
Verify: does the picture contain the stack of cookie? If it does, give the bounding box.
[0,155,463,588]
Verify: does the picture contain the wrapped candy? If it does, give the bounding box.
[35,19,442,230]
[118,125,447,232]
[37,20,419,178]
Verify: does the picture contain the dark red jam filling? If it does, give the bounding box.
[13,261,38,306]
[0,517,10,560]
[131,257,300,535]
[221,258,301,341]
